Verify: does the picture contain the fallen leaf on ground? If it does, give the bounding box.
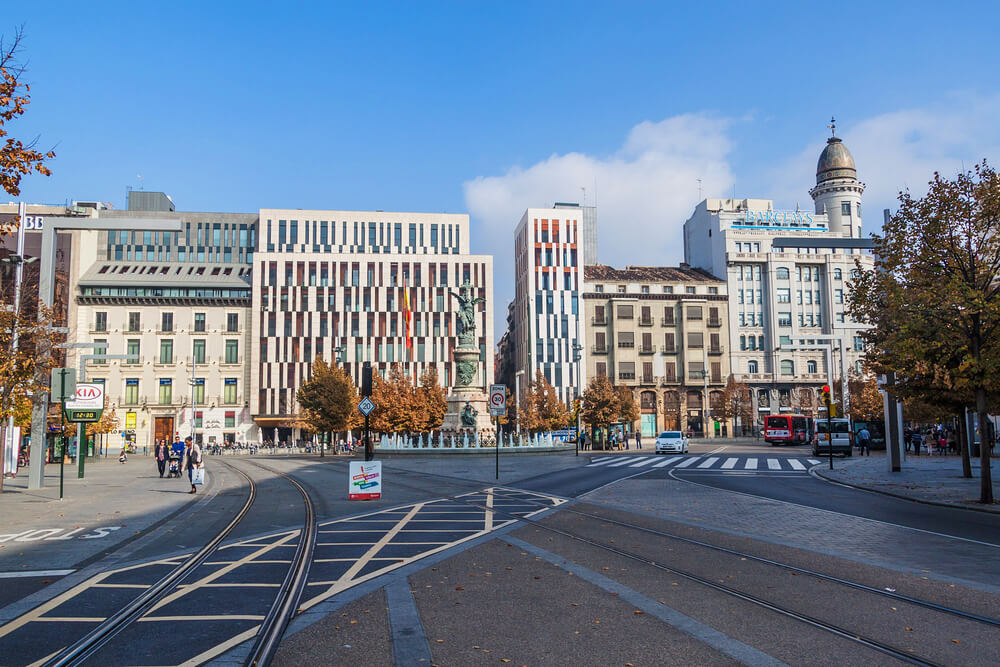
[455,586,465,591]
[634,610,644,615]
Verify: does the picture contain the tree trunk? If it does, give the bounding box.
[976,389,994,504]
[958,411,972,478]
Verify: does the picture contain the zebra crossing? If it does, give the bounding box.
[586,454,821,474]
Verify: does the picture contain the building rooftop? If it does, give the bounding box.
[78,261,252,289]
[584,264,723,283]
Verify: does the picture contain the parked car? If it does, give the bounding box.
[655,431,689,454]
[812,418,853,457]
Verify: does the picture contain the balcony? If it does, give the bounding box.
[638,317,653,327]
[617,341,635,349]
[660,317,675,326]
[618,372,635,380]
[641,375,655,385]
[708,318,722,327]
[661,375,678,384]
[660,345,677,354]
[591,317,607,326]
[638,345,655,355]
[708,346,724,355]
[591,345,608,354]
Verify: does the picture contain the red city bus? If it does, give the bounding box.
[764,414,811,445]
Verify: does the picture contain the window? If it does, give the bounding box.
[194,313,206,332]
[193,378,205,404]
[594,284,603,293]
[776,288,791,303]
[158,379,172,405]
[617,284,626,293]
[748,360,758,373]
[664,332,675,351]
[616,304,633,319]
[739,335,746,351]
[779,335,791,346]
[662,286,673,294]
[193,339,206,364]
[127,312,140,332]
[807,360,818,373]
[224,378,238,404]
[708,286,718,294]
[617,331,634,348]
[686,306,702,320]
[854,336,864,351]
[225,410,236,428]
[685,286,696,294]
[687,332,704,348]
[159,339,173,364]
[834,268,842,280]
[126,339,140,361]
[92,339,107,364]
[776,267,789,279]
[834,289,844,304]
[95,312,107,332]
[688,361,704,378]
[596,362,607,377]
[193,410,203,428]
[227,313,238,332]
[777,312,792,327]
[225,340,239,364]
[641,285,650,294]
[841,201,851,216]
[856,203,861,217]
[850,269,861,279]
[158,312,172,332]
[837,312,846,323]
[124,379,139,405]
[780,360,795,375]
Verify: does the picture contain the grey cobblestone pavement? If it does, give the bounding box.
[815,452,999,513]
[584,478,1000,594]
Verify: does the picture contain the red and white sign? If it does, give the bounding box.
[65,383,104,411]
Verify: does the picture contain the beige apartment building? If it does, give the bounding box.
[583,265,731,438]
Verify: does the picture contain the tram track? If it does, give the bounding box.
[31,458,315,667]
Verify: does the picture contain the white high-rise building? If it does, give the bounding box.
[683,128,874,420]
[511,204,597,406]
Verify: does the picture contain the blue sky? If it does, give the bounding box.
[9,2,1000,336]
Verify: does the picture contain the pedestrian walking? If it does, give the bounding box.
[857,427,871,456]
[635,431,642,449]
[181,436,203,494]
[910,431,922,456]
[154,440,168,477]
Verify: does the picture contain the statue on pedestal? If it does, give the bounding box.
[449,280,486,350]
[461,401,478,428]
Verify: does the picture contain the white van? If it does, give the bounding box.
[812,418,853,457]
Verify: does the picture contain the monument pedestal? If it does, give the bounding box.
[441,389,494,434]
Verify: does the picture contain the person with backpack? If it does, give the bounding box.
[181,436,203,494]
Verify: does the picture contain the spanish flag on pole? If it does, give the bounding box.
[403,277,413,357]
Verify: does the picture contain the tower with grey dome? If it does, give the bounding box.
[809,119,865,238]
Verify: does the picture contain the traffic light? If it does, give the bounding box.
[821,385,831,405]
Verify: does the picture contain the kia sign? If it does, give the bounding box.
[64,383,104,423]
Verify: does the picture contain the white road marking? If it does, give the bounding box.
[586,459,615,467]
[767,458,782,470]
[0,569,75,579]
[608,457,645,467]
[590,456,614,463]
[653,456,683,468]
[744,458,758,470]
[721,458,738,470]
[697,457,720,469]
[629,457,659,468]
[808,459,821,465]
[788,459,806,470]
[674,457,701,468]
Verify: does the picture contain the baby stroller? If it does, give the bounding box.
[167,454,181,478]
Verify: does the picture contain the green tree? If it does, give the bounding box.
[848,162,1000,504]
[1,28,54,197]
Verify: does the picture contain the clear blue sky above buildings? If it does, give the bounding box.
[9,2,1000,335]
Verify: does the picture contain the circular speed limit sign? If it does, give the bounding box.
[489,384,506,415]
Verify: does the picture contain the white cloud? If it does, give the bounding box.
[764,94,1000,229]
[464,113,735,337]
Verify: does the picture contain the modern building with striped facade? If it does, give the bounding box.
[511,204,597,407]
[250,209,494,442]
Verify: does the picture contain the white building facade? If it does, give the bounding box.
[251,209,494,442]
[683,132,874,420]
[511,204,597,406]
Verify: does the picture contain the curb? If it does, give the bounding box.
[811,467,1000,515]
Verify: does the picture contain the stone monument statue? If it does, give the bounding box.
[441,281,494,436]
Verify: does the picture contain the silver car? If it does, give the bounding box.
[655,430,688,454]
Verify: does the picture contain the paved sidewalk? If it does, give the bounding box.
[814,452,999,513]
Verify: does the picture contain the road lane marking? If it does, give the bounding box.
[721,458,738,470]
[178,625,261,667]
[590,456,614,463]
[629,457,659,468]
[674,457,701,468]
[0,570,75,579]
[767,459,781,470]
[608,457,646,467]
[586,459,615,467]
[653,456,683,468]
[808,459,821,464]
[697,457,720,469]
[788,459,806,470]
[745,458,758,470]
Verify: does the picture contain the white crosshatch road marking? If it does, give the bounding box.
[697,457,720,469]
[585,455,815,474]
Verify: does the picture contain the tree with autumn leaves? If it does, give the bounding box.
[848,162,1000,504]
[1,28,54,197]
[369,364,446,435]
[717,376,754,436]
[517,371,571,434]
[296,357,363,451]
[581,375,638,449]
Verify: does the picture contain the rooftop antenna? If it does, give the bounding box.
[137,173,144,190]
[828,116,836,137]
[697,178,702,201]
[580,186,586,206]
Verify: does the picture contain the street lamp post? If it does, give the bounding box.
[573,342,583,456]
